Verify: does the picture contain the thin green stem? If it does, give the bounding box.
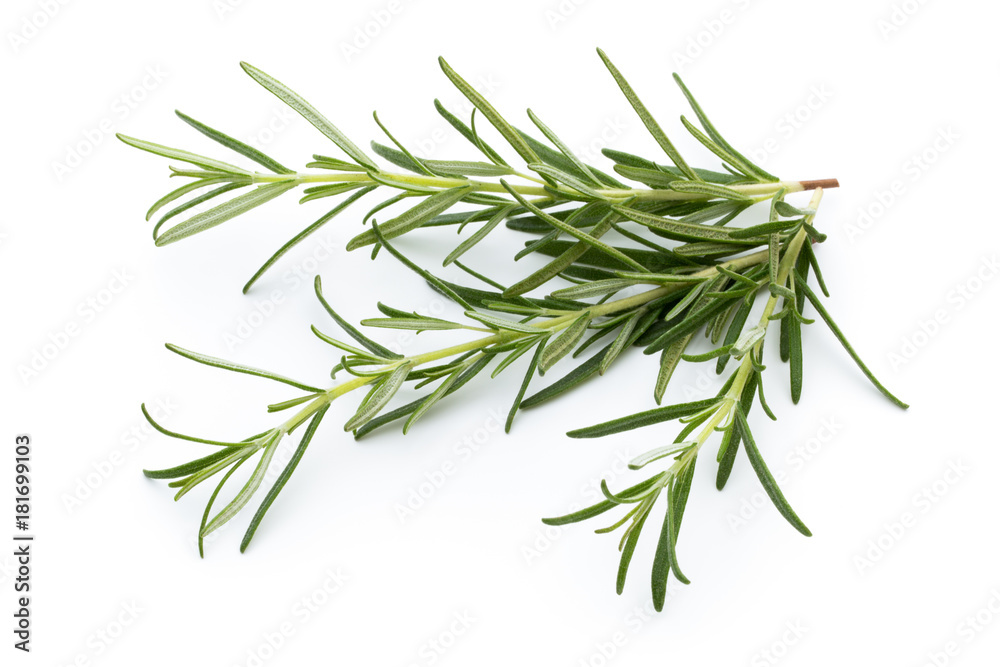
[249,169,824,204]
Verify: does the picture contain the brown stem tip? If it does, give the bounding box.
[800,178,840,190]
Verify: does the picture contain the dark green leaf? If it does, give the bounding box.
[733,406,811,536]
[671,73,777,182]
[175,110,292,174]
[346,185,472,249]
[613,205,737,244]
[354,357,491,438]
[433,98,509,166]
[616,509,649,595]
[541,476,663,526]
[795,274,908,409]
[243,186,376,293]
[506,339,546,432]
[143,447,240,480]
[314,275,401,359]
[240,406,328,552]
[368,221,475,310]
[540,312,591,371]
[568,398,719,438]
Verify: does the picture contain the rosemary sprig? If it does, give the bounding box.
[120,50,836,294]
[144,225,777,555]
[127,52,906,611]
[544,189,906,609]
[142,187,904,589]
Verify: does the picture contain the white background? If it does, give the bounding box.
[4,0,999,665]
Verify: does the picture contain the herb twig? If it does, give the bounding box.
[120,50,837,296]
[127,52,905,612]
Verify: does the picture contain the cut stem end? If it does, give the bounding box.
[799,178,839,191]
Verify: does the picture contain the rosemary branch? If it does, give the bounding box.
[120,50,837,295]
[127,51,905,612]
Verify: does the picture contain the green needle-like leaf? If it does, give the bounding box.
[795,273,908,409]
[175,110,293,174]
[354,357,492,438]
[241,62,377,170]
[143,448,241,480]
[344,363,413,432]
[315,276,401,360]
[613,206,737,244]
[117,133,251,175]
[202,431,282,537]
[438,57,540,166]
[789,312,803,403]
[596,49,699,181]
[433,98,510,167]
[568,398,719,438]
[506,339,546,432]
[617,508,650,595]
[655,335,693,404]
[671,73,777,182]
[155,181,298,246]
[542,476,664,525]
[667,180,751,202]
[243,185,377,293]
[241,405,329,552]
[346,185,473,250]
[444,204,517,266]
[165,343,324,392]
[540,312,591,371]
[733,406,811,536]
[502,184,646,273]
[198,457,249,557]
